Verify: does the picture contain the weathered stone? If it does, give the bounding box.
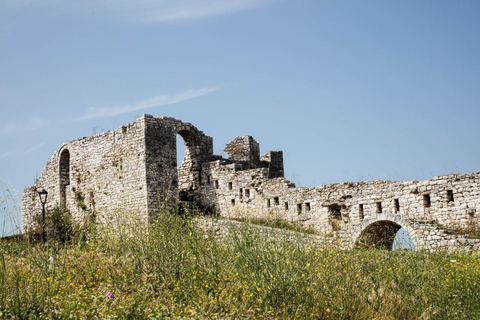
[22,115,480,251]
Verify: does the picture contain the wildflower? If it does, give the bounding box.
[106,291,114,299]
[352,283,357,287]
[450,260,457,263]
[184,259,188,262]
[126,252,132,257]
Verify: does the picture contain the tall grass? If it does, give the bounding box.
[0,181,21,237]
[229,215,318,235]
[0,209,479,318]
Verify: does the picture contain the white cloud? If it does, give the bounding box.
[0,0,279,23]
[19,142,46,155]
[0,151,13,159]
[0,142,45,159]
[0,117,50,135]
[75,86,219,121]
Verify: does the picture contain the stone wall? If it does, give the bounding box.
[22,115,480,251]
[22,117,149,231]
[203,162,480,251]
[143,115,213,211]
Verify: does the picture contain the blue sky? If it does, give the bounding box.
[1,0,479,235]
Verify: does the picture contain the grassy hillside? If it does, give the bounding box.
[1,211,480,319]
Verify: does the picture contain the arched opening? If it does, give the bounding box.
[355,220,414,250]
[59,149,70,208]
[176,130,197,202]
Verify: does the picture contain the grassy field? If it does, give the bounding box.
[1,209,480,319]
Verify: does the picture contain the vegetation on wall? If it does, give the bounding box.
[74,191,87,211]
[230,215,317,235]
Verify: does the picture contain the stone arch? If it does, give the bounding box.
[174,123,202,200]
[176,124,200,166]
[59,147,70,208]
[350,214,419,250]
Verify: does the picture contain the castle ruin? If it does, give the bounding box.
[22,115,480,250]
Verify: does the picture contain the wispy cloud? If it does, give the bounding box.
[75,86,219,121]
[0,117,50,135]
[0,151,13,159]
[19,142,46,155]
[0,86,219,132]
[0,142,45,159]
[139,0,279,23]
[0,0,279,23]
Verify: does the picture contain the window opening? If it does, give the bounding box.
[423,194,431,208]
[297,203,302,214]
[394,199,400,213]
[447,190,454,202]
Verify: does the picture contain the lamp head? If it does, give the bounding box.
[38,189,48,205]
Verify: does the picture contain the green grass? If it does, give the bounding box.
[229,216,318,235]
[1,210,480,319]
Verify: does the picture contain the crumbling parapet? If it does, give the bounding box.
[224,136,260,169]
[260,151,284,178]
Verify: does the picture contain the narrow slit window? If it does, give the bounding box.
[267,199,271,208]
[228,182,233,190]
[394,199,400,213]
[297,203,302,214]
[305,202,311,212]
[274,197,279,205]
[59,149,70,208]
[284,202,289,210]
[239,188,243,199]
[207,175,211,186]
[359,204,364,220]
[376,202,382,213]
[231,199,235,206]
[423,194,431,208]
[447,190,454,202]
[245,189,250,197]
[215,180,219,189]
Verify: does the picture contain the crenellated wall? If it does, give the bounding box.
[22,115,480,251]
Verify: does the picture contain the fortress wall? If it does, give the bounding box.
[21,114,480,250]
[202,159,480,237]
[22,117,148,231]
[144,116,178,211]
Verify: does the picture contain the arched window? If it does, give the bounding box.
[59,149,70,208]
[176,130,196,195]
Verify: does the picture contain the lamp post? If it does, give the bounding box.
[38,189,48,244]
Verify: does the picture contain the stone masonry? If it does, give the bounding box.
[22,115,480,251]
